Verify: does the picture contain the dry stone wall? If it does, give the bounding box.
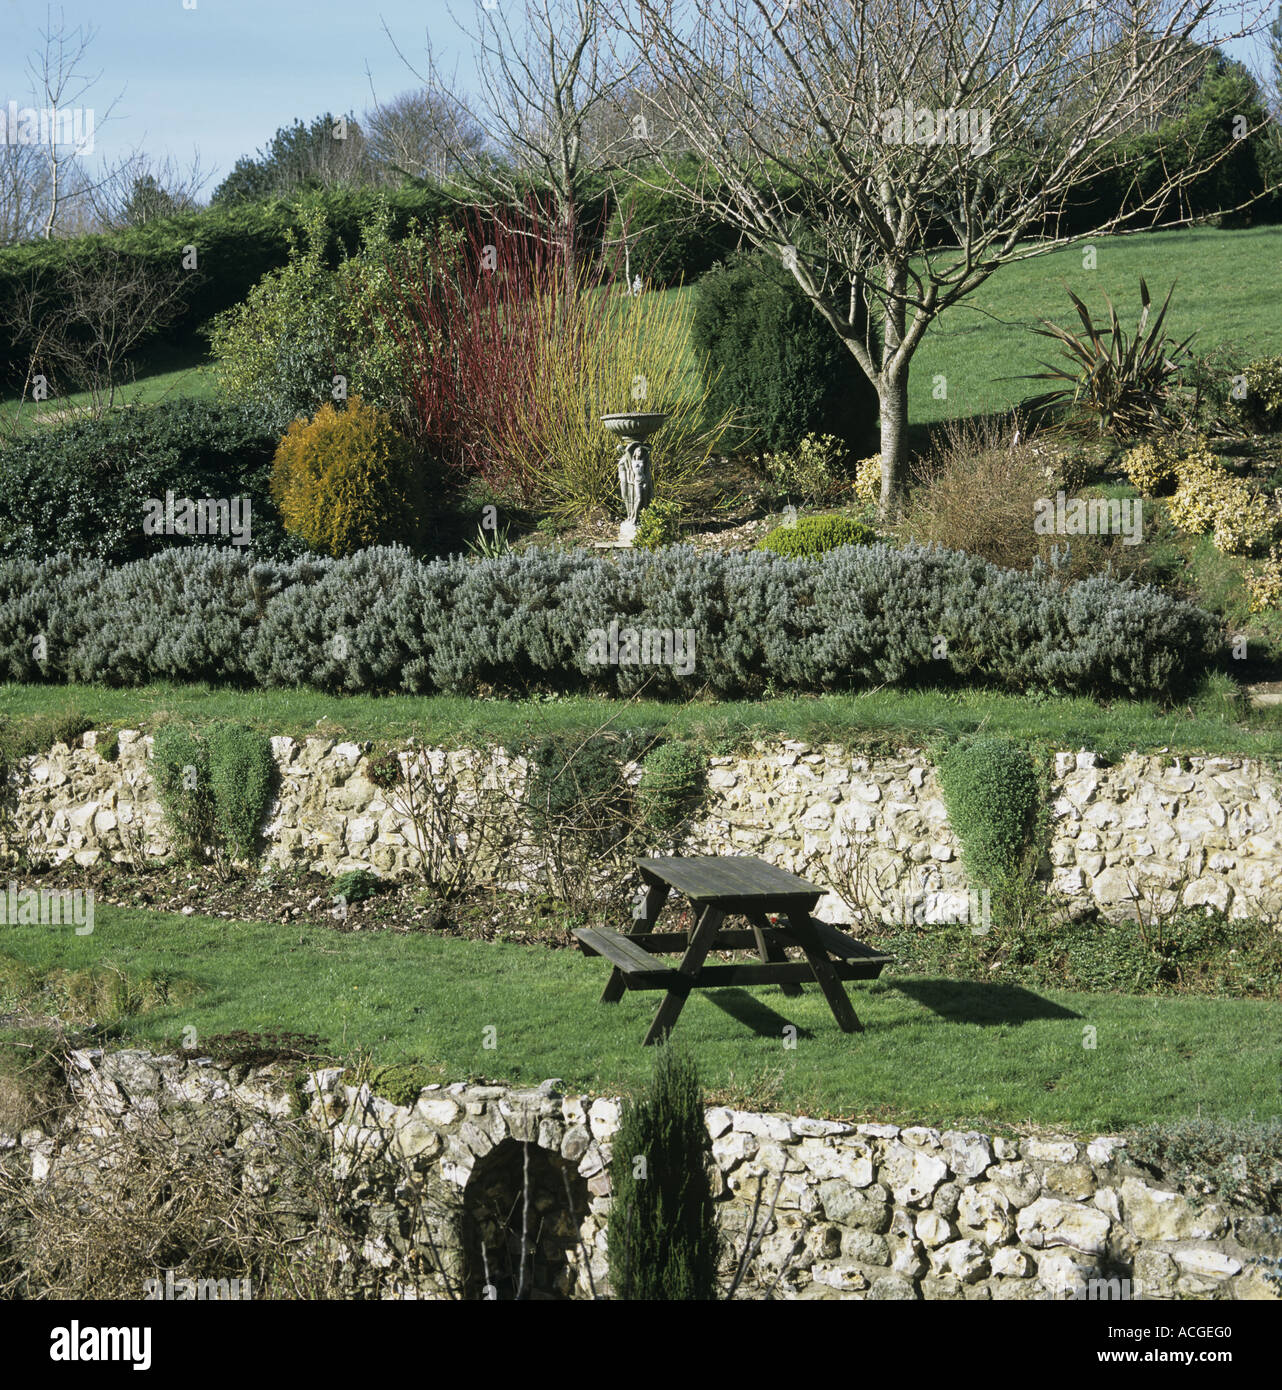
[4,732,1282,925]
[3,1050,1278,1301]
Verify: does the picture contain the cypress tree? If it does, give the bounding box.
[607,1041,721,1300]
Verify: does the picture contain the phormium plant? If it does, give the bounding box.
[1021,278,1196,437]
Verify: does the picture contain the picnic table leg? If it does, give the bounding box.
[783,911,863,1033]
[600,879,670,1004]
[642,905,725,1046]
[746,911,803,997]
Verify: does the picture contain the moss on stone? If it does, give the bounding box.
[366,1062,433,1108]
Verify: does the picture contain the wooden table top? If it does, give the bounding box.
[635,855,826,907]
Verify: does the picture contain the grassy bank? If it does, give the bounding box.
[6,226,1281,440]
[1,905,1278,1132]
[3,681,1281,761]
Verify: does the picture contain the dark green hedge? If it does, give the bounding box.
[0,397,297,563]
[608,165,741,287]
[0,187,456,384]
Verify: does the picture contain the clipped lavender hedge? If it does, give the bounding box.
[0,543,1216,699]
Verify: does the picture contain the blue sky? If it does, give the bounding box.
[0,0,465,183]
[0,0,1274,193]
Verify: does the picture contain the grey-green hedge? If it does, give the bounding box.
[0,543,1215,699]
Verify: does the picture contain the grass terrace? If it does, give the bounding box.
[2,904,1279,1133]
[3,681,1282,762]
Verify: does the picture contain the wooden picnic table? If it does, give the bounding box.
[573,855,892,1045]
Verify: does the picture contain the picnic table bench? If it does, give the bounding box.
[573,855,892,1045]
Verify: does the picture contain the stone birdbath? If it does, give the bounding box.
[601,412,668,545]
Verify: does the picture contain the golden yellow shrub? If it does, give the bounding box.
[1167,450,1229,537]
[270,397,424,557]
[1121,439,1179,495]
[1164,435,1277,556]
[1213,491,1277,557]
[1245,549,1282,613]
[854,453,882,507]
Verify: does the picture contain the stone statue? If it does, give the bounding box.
[601,411,666,546]
[617,442,654,528]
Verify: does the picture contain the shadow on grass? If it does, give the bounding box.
[702,988,818,1040]
[892,979,1081,1025]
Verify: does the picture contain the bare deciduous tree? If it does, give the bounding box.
[2,250,188,417]
[381,0,643,275]
[616,0,1275,513]
[363,87,488,183]
[1268,0,1282,115]
[86,150,211,231]
[14,6,124,239]
[0,142,53,245]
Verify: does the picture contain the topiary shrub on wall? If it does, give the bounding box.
[608,1041,721,1300]
[151,725,215,862]
[207,723,275,863]
[636,741,706,836]
[936,736,1041,905]
[152,723,273,864]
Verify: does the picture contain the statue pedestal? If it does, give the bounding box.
[601,413,667,553]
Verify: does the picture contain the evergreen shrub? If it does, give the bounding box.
[0,543,1216,700]
[692,250,877,453]
[636,741,706,835]
[207,723,275,861]
[607,1042,721,1300]
[151,725,215,861]
[756,514,875,558]
[937,737,1040,894]
[270,397,425,557]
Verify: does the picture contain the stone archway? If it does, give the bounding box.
[460,1138,593,1300]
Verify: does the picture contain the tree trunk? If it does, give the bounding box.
[561,186,579,285]
[878,255,910,519]
[877,372,909,520]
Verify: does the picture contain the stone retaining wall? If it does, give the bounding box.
[3,1051,1278,1300]
[3,733,1281,924]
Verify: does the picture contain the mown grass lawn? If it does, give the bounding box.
[649,226,1282,430]
[0,352,218,436]
[4,681,1281,760]
[905,225,1282,427]
[2,904,1278,1134]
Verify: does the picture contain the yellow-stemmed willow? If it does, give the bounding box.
[481,274,738,521]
